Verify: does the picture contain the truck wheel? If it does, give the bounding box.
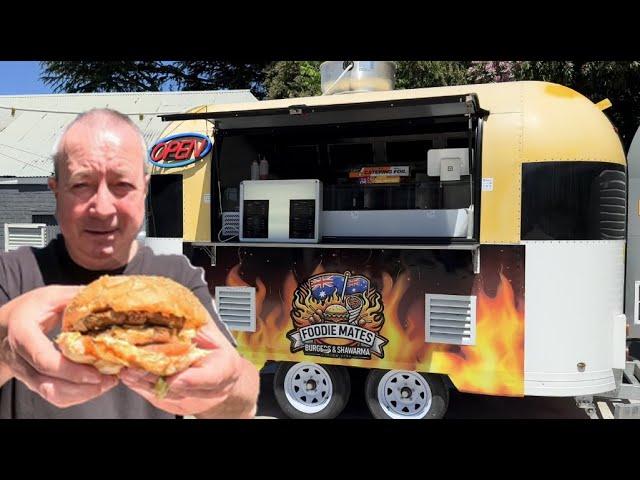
[273,361,351,419]
[365,369,449,419]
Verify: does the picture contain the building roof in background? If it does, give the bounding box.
[0,90,257,177]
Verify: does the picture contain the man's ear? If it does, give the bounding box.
[144,174,150,195]
[48,177,58,199]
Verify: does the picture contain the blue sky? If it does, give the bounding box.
[0,61,54,95]
[0,61,181,94]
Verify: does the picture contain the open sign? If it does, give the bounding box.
[148,133,212,168]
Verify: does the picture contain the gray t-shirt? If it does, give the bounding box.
[0,235,235,419]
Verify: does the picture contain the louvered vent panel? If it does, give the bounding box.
[215,286,256,332]
[425,294,476,346]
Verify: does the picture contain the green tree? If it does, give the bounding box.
[395,61,471,89]
[467,61,579,86]
[40,61,172,93]
[261,61,471,98]
[173,61,271,98]
[40,61,271,99]
[41,60,640,149]
[263,61,322,99]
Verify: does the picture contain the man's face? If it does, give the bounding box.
[49,120,149,270]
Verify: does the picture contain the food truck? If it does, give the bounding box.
[144,62,632,418]
[626,125,640,342]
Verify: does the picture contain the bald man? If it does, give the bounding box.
[0,109,259,418]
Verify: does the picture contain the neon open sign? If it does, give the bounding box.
[148,133,212,168]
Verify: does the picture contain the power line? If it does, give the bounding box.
[0,150,51,174]
[0,143,50,160]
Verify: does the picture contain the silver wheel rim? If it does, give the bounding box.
[376,370,432,419]
[284,362,333,414]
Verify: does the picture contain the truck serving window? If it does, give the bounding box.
[216,117,477,243]
[521,161,626,240]
[161,93,484,244]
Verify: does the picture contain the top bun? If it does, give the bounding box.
[63,275,210,332]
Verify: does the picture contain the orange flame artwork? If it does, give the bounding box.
[206,246,525,397]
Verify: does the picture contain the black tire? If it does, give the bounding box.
[364,369,449,419]
[273,361,351,419]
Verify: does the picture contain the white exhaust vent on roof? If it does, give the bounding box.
[425,294,476,346]
[320,61,396,95]
[4,223,47,251]
[215,286,256,332]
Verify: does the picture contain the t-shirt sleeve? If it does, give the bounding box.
[0,247,43,307]
[0,249,32,307]
[0,256,10,307]
[174,256,237,348]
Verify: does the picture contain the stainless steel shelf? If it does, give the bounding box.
[191,241,479,251]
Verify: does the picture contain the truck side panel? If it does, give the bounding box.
[193,245,526,396]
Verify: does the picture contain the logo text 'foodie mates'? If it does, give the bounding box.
[287,271,388,359]
[148,133,212,168]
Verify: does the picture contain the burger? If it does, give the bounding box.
[318,304,352,346]
[323,304,349,323]
[56,275,211,378]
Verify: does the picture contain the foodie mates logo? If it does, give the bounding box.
[287,271,388,359]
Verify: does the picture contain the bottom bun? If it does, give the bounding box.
[56,331,210,377]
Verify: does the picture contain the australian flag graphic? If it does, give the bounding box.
[308,272,370,301]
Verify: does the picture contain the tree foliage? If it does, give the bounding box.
[395,61,471,89]
[40,61,171,93]
[263,61,322,99]
[173,61,270,98]
[40,61,270,98]
[41,60,640,148]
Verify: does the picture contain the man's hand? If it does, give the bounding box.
[0,286,118,407]
[120,321,259,418]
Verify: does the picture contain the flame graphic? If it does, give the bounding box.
[427,272,525,396]
[229,263,524,397]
